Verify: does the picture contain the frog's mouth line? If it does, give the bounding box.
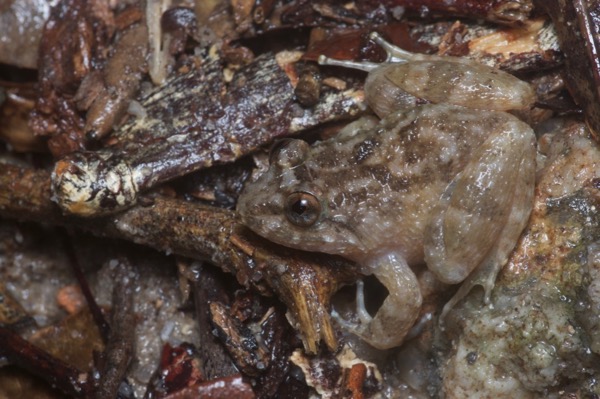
[242,211,366,261]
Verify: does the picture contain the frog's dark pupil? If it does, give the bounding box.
[285,192,320,227]
[291,198,309,215]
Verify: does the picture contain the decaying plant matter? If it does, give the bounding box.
[1,0,600,398]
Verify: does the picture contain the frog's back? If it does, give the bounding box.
[303,104,527,263]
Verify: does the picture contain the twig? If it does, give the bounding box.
[0,326,90,397]
[62,231,111,342]
[92,258,138,399]
[193,263,239,380]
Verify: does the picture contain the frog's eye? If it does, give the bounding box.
[285,192,321,227]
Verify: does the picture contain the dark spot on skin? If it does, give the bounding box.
[254,199,283,220]
[292,164,313,182]
[466,351,477,365]
[353,138,380,164]
[418,166,437,186]
[368,165,412,192]
[405,150,421,164]
[331,192,345,210]
[398,127,438,163]
[391,176,413,191]
[409,132,435,150]
[346,187,371,205]
[315,150,342,168]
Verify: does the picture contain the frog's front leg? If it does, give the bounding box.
[334,252,422,350]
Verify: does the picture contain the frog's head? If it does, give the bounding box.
[237,138,365,258]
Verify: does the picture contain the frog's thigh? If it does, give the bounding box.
[424,119,535,285]
[355,253,422,350]
[442,149,535,313]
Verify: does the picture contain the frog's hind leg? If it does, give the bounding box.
[440,144,535,317]
[423,116,536,313]
[332,252,423,350]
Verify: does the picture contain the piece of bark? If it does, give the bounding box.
[29,0,114,157]
[252,0,277,24]
[82,22,148,141]
[231,0,256,34]
[535,0,600,142]
[290,347,382,398]
[279,1,386,29]
[176,159,253,209]
[209,301,270,376]
[162,7,198,55]
[280,0,532,29]
[52,52,364,216]
[253,308,300,398]
[374,0,534,25]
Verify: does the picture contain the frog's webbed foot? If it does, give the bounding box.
[332,253,422,350]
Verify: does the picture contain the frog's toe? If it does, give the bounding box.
[331,308,369,336]
[354,280,374,325]
[368,32,414,63]
[331,279,375,340]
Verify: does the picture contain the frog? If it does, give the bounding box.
[237,32,537,350]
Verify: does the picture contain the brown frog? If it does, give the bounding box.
[237,33,536,349]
